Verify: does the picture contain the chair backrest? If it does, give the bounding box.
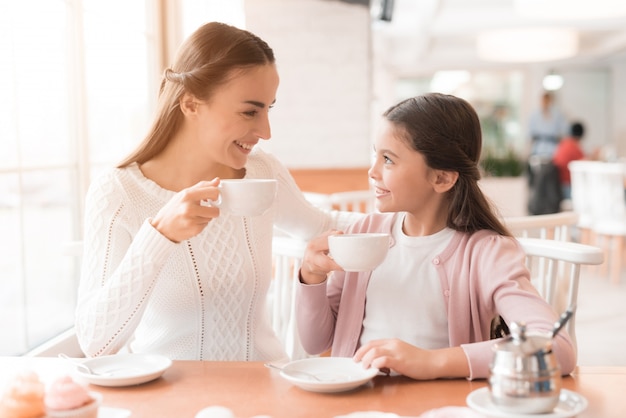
[304,190,374,213]
[22,241,86,357]
[328,190,375,212]
[270,236,309,360]
[516,237,603,348]
[568,160,600,228]
[504,211,578,241]
[583,162,626,232]
[25,327,83,357]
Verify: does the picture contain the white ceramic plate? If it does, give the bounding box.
[466,387,588,418]
[76,354,172,387]
[278,357,379,393]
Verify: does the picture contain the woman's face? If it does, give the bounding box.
[192,64,279,170]
[368,120,440,215]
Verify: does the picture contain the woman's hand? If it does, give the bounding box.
[150,178,221,243]
[353,339,469,380]
[299,230,344,285]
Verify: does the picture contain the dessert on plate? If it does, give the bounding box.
[0,370,46,418]
[44,375,101,418]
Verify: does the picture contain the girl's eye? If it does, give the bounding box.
[243,110,258,117]
[383,155,393,164]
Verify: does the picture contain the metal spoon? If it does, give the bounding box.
[264,362,323,381]
[58,353,99,375]
[552,306,575,339]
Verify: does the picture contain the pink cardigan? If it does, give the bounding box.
[296,212,576,380]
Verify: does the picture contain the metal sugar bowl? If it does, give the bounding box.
[488,321,561,414]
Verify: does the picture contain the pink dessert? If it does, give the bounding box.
[44,376,100,418]
[0,370,46,418]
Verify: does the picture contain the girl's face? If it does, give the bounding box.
[190,64,279,169]
[368,120,441,216]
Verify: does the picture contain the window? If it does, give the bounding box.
[0,0,158,355]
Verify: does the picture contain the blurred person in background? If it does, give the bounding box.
[528,91,569,159]
[553,121,586,200]
[526,92,569,214]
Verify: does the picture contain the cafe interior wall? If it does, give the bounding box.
[245,0,373,170]
[243,0,626,174]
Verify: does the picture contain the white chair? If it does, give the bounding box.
[270,236,310,360]
[568,160,599,245]
[582,161,626,284]
[304,190,374,213]
[505,211,578,241]
[516,237,604,348]
[25,241,86,357]
[328,190,375,213]
[24,327,83,357]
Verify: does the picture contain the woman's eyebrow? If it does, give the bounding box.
[244,99,276,108]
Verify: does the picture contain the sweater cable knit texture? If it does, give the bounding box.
[76,148,358,361]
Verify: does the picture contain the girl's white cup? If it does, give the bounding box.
[328,233,390,272]
[206,179,277,216]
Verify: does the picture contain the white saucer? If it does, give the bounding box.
[278,357,379,393]
[466,387,588,418]
[76,354,172,387]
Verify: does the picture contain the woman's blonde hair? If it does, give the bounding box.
[118,22,275,168]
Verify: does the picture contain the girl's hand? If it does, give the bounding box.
[150,178,221,243]
[354,339,425,378]
[353,339,469,380]
[300,230,344,284]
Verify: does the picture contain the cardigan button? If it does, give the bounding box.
[432,257,440,265]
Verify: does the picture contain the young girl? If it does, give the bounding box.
[296,93,576,380]
[75,22,358,361]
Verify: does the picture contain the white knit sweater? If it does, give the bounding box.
[75,149,358,361]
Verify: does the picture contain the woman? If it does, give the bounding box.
[75,22,358,361]
[296,93,576,380]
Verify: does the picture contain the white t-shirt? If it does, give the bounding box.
[360,214,454,350]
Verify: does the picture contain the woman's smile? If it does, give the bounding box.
[235,140,255,154]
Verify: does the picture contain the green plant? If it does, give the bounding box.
[480,149,525,177]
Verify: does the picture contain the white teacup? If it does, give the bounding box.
[328,233,390,272]
[206,179,277,216]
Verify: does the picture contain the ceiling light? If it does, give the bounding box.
[514,0,626,20]
[476,28,578,63]
[543,73,564,91]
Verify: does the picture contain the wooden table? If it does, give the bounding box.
[1,358,624,417]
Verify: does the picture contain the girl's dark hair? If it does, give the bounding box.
[383,93,511,236]
[118,22,275,168]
